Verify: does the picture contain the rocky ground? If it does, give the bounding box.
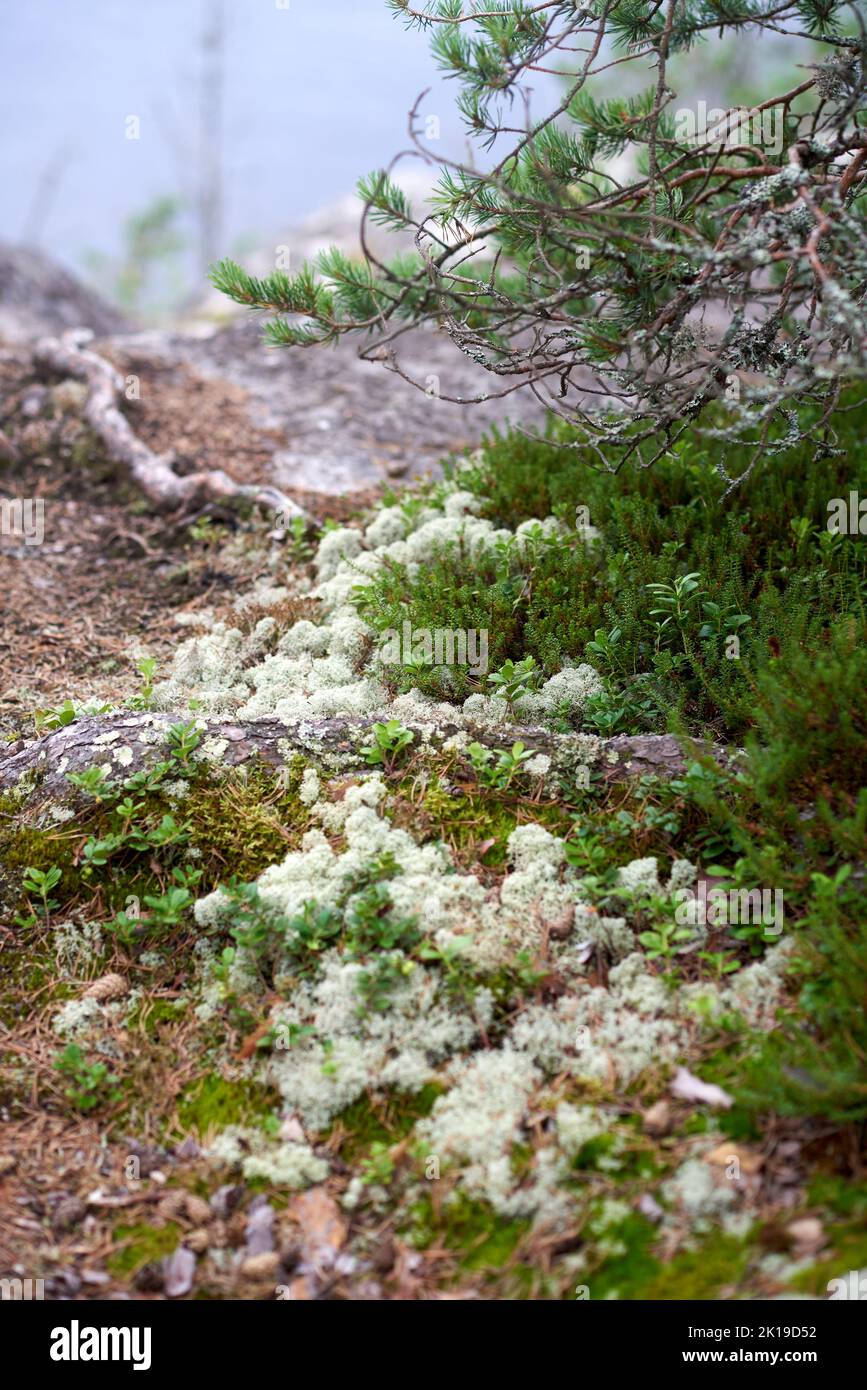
[1,247,864,1303]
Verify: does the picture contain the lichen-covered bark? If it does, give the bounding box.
[0,710,733,809]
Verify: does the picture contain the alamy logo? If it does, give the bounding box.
[673,883,784,935]
[0,497,45,546]
[378,621,488,677]
[827,492,867,535]
[49,1320,152,1371]
[0,1277,44,1300]
[827,1270,867,1300]
[674,102,784,155]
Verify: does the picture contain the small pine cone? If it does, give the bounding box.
[82,973,128,1001]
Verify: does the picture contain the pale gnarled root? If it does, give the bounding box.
[33,328,309,525]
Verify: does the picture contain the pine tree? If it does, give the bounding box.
[212,1,867,487]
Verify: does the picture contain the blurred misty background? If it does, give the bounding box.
[0,0,511,316]
[0,0,806,321]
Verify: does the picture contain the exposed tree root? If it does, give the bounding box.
[33,328,309,525]
[0,711,734,809]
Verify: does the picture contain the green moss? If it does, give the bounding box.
[399,773,569,868]
[457,1216,528,1272]
[644,1232,751,1299]
[0,817,79,912]
[126,997,188,1034]
[0,791,178,921]
[183,759,310,882]
[579,1216,755,1301]
[404,1192,529,1273]
[587,1212,661,1300]
[716,1109,765,1143]
[570,1130,660,1180]
[509,1142,535,1179]
[806,1175,867,1220]
[107,1221,181,1277]
[328,1084,442,1163]
[175,1073,279,1137]
[0,789,27,818]
[0,757,311,921]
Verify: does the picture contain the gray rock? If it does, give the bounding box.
[162,1246,197,1298]
[244,1196,275,1257]
[0,241,130,342]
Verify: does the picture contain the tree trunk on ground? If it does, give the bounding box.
[0,711,734,810]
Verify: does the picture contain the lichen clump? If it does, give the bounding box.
[151,483,605,731]
[189,770,794,1220]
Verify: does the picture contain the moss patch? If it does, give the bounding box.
[0,814,79,914]
[644,1232,752,1299]
[586,1212,661,1300]
[175,1073,279,1138]
[183,759,310,882]
[107,1220,181,1277]
[393,772,570,868]
[404,1191,529,1274]
[327,1084,443,1163]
